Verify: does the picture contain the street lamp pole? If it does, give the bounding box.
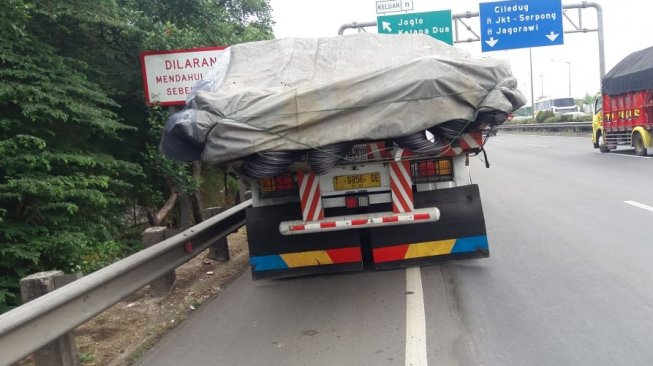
[539,74,544,98]
[566,62,571,97]
[551,59,572,97]
[529,48,535,119]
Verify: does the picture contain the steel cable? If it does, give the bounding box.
[430,119,471,140]
[307,142,354,175]
[240,150,305,180]
[395,130,451,155]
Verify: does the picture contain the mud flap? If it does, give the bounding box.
[369,185,489,270]
[246,203,363,280]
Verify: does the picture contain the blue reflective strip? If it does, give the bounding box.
[451,235,489,253]
[250,255,288,272]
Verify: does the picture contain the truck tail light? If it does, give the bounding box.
[345,195,369,209]
[258,174,298,198]
[411,158,453,183]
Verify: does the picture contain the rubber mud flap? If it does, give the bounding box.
[246,203,363,279]
[369,185,489,270]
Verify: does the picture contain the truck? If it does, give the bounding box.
[245,130,493,279]
[592,45,653,156]
[535,96,579,115]
[161,33,525,279]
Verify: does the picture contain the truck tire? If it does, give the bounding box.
[633,132,647,156]
[598,133,610,153]
[593,131,600,149]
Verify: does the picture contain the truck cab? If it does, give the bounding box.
[591,94,608,152]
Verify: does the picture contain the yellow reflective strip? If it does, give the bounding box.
[404,239,456,259]
[281,251,334,268]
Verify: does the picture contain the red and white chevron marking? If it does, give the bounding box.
[458,132,483,150]
[367,142,393,161]
[297,171,324,222]
[389,159,414,213]
[438,132,483,157]
[280,208,440,235]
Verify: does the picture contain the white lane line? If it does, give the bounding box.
[525,144,549,148]
[618,154,651,159]
[493,139,505,143]
[594,151,652,159]
[625,201,653,213]
[405,267,428,366]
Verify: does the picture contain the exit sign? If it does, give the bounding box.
[377,10,453,44]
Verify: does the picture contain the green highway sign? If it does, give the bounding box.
[377,10,453,44]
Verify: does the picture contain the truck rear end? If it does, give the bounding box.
[246,131,490,279]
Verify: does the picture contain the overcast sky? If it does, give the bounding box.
[269,0,653,104]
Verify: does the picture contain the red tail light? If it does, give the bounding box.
[411,158,453,183]
[258,174,298,198]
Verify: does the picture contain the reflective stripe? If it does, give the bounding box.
[373,235,488,263]
[390,160,414,213]
[250,247,362,271]
[298,171,324,222]
[280,208,440,235]
[367,142,389,160]
[461,133,481,149]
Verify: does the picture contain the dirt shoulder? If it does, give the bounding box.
[19,228,249,366]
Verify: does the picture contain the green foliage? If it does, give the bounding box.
[535,110,556,123]
[542,116,560,124]
[0,3,147,311]
[0,0,274,311]
[559,113,592,122]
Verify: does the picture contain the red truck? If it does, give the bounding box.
[593,46,653,155]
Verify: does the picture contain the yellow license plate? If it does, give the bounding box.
[333,172,381,190]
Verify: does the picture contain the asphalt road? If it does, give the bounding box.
[137,134,653,366]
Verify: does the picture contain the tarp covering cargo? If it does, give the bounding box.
[602,45,653,95]
[161,33,525,164]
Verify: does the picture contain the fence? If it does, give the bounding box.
[0,200,251,365]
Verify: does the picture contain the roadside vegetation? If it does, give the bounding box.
[508,94,596,125]
[0,0,273,312]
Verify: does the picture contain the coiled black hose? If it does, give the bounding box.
[240,150,305,180]
[395,130,450,155]
[307,142,353,175]
[430,119,471,140]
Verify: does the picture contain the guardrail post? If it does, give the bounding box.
[20,271,82,366]
[142,227,176,296]
[203,207,230,261]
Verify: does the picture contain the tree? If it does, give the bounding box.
[0,0,274,311]
[0,0,144,310]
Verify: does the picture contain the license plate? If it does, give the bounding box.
[333,172,381,190]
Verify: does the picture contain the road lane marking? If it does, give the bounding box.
[525,144,549,148]
[405,267,428,366]
[493,139,505,143]
[594,151,652,159]
[625,201,653,213]
[617,154,651,159]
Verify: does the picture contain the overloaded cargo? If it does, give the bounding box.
[160,33,526,279]
[161,33,525,176]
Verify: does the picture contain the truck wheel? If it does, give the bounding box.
[598,133,610,153]
[593,131,600,149]
[633,132,647,156]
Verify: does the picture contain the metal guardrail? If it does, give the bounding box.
[498,121,592,130]
[0,199,252,365]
